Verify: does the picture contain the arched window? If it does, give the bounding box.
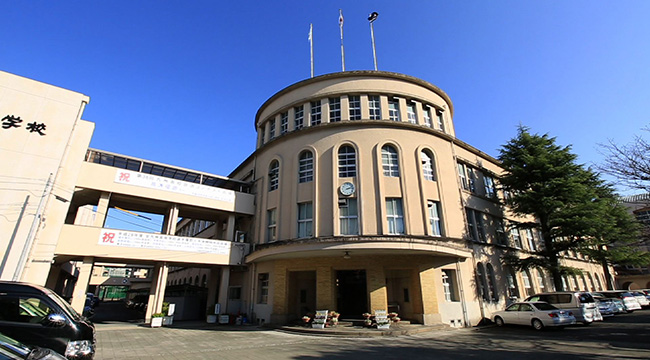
[381,145,399,177]
[476,263,489,301]
[420,150,435,181]
[594,274,603,291]
[522,270,534,296]
[505,267,519,300]
[486,264,498,302]
[202,274,207,287]
[268,160,279,191]
[338,145,356,177]
[587,273,595,291]
[298,151,314,183]
[537,269,547,292]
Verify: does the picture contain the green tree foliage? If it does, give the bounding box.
[498,126,644,291]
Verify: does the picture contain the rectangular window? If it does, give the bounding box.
[349,96,361,120]
[442,270,459,301]
[483,174,496,198]
[386,198,405,234]
[258,273,269,304]
[423,106,433,128]
[526,229,536,251]
[495,218,507,245]
[228,286,242,300]
[428,201,442,236]
[368,95,381,120]
[329,97,341,122]
[458,163,468,190]
[466,208,485,242]
[407,103,417,124]
[267,209,276,242]
[310,100,321,126]
[388,98,400,121]
[339,198,359,235]
[269,118,276,139]
[297,202,313,238]
[466,167,476,193]
[294,105,304,129]
[280,112,288,134]
[511,227,522,248]
[437,109,445,132]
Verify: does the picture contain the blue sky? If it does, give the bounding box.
[3,1,649,195]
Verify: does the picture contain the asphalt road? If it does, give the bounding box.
[94,305,650,360]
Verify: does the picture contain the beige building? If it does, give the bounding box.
[617,194,650,289]
[0,70,610,327]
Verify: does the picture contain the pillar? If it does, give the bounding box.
[315,266,334,310]
[93,192,111,227]
[418,266,441,325]
[225,214,235,241]
[145,262,168,322]
[162,204,179,235]
[70,257,94,314]
[367,264,387,312]
[206,267,220,314]
[218,267,230,314]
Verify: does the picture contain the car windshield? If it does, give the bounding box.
[533,302,558,311]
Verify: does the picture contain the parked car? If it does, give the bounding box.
[592,295,616,317]
[0,281,95,359]
[493,301,576,330]
[593,291,642,312]
[629,291,649,308]
[0,331,66,360]
[524,291,600,325]
[125,294,148,312]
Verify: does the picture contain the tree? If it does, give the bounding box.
[598,126,650,193]
[498,126,621,291]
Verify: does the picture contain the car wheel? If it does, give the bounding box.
[494,316,504,327]
[532,319,544,331]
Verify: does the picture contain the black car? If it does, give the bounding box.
[0,282,95,359]
[0,331,66,360]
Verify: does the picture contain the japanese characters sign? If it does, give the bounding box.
[114,169,236,203]
[98,229,231,255]
[2,115,47,135]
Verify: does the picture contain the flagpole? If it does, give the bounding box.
[339,9,345,72]
[368,12,379,71]
[309,23,314,78]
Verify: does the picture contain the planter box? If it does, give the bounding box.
[163,316,174,326]
[377,324,390,330]
[312,323,325,329]
[151,317,163,328]
[206,315,217,323]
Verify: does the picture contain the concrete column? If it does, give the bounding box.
[218,267,230,314]
[271,262,288,324]
[162,204,179,235]
[418,266,441,325]
[366,265,387,312]
[315,266,334,310]
[341,95,350,121]
[145,262,169,322]
[93,192,111,227]
[225,214,236,241]
[206,267,220,313]
[70,257,94,313]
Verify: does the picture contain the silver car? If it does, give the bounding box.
[493,302,576,330]
[593,295,616,317]
[629,291,649,308]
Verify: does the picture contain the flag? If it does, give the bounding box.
[308,23,312,42]
[368,12,378,23]
[339,9,344,34]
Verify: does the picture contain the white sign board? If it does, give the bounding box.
[114,169,236,203]
[98,229,231,255]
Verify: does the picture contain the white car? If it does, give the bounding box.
[629,291,649,308]
[493,302,576,330]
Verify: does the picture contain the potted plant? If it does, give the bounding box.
[376,318,390,330]
[312,310,328,329]
[150,313,164,328]
[302,316,311,326]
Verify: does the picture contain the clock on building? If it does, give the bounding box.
[339,182,356,196]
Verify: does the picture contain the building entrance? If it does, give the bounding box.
[336,270,368,318]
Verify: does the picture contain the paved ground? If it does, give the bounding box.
[93,303,650,360]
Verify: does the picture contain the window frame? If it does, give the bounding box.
[329,97,341,122]
[348,95,361,120]
[294,105,304,130]
[386,198,405,234]
[368,95,381,120]
[298,151,314,183]
[267,209,276,242]
[381,145,400,177]
[310,100,321,126]
[268,160,279,191]
[338,145,357,177]
[297,202,313,238]
[428,200,442,237]
[388,98,400,121]
[339,198,359,235]
[280,111,288,134]
[421,150,435,181]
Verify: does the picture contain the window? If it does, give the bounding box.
[483,174,496,198]
[505,267,519,299]
[421,150,435,181]
[297,202,313,238]
[294,105,304,129]
[268,118,275,139]
[310,100,321,126]
[587,273,596,291]
[228,286,242,300]
[267,209,276,242]
[428,201,442,236]
[537,269,547,292]
[368,95,381,120]
[580,275,588,291]
[280,111,288,134]
[511,227,522,248]
[442,270,458,301]
[458,163,468,190]
[594,275,602,291]
[407,102,417,124]
[329,97,341,122]
[381,145,399,177]
[338,145,356,177]
[486,264,498,301]
[386,198,404,234]
[298,151,314,183]
[526,229,536,251]
[466,167,476,193]
[349,95,361,120]
[258,273,269,304]
[436,109,445,132]
[339,198,358,235]
[0,296,54,323]
[466,208,485,242]
[476,263,489,301]
[423,106,433,127]
[522,270,534,296]
[495,218,507,245]
[268,160,279,191]
[388,98,400,121]
[260,125,265,144]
